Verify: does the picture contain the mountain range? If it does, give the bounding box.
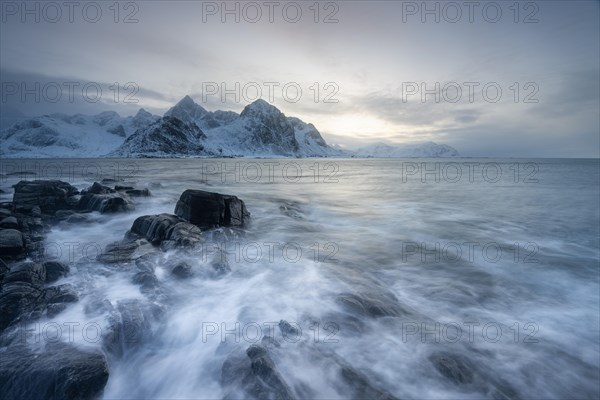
[0,96,459,158]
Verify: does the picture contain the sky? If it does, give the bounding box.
[1,0,599,157]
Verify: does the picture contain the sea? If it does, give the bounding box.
[1,157,598,399]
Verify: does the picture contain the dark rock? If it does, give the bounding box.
[132,270,159,289]
[78,193,133,214]
[103,299,151,357]
[0,208,12,218]
[429,353,474,385]
[0,282,43,331]
[54,210,77,220]
[0,229,25,256]
[41,284,79,304]
[221,345,295,400]
[65,213,89,224]
[3,262,46,286]
[0,258,9,283]
[0,342,109,400]
[115,185,134,191]
[171,261,193,278]
[129,213,182,245]
[12,180,79,214]
[0,216,19,229]
[174,190,250,228]
[42,261,70,283]
[97,241,140,264]
[46,303,68,318]
[279,320,301,339]
[163,221,203,249]
[30,206,42,217]
[336,291,409,318]
[82,182,115,195]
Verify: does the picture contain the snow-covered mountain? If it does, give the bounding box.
[110,116,209,157]
[355,141,460,158]
[0,109,159,157]
[1,96,459,158]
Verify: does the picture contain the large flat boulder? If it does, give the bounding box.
[12,180,79,214]
[174,190,249,228]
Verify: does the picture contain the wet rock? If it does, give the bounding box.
[46,303,68,318]
[170,261,193,278]
[54,210,77,220]
[0,216,19,229]
[0,282,43,331]
[41,284,79,304]
[0,229,25,256]
[78,193,133,214]
[0,208,12,218]
[115,185,134,191]
[97,241,141,264]
[42,261,69,283]
[161,221,204,249]
[0,258,9,283]
[82,182,115,195]
[429,353,474,385]
[12,180,79,214]
[2,262,46,286]
[279,320,301,339]
[103,299,152,357]
[65,213,89,224]
[129,213,182,245]
[132,270,159,289]
[174,189,250,228]
[221,345,295,400]
[336,291,409,318]
[0,342,109,400]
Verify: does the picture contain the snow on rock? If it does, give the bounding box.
[355,142,460,158]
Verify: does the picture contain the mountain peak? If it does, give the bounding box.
[241,99,281,117]
[165,95,208,122]
[135,108,152,118]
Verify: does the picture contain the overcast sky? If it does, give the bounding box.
[1,0,598,156]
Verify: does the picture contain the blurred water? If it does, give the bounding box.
[1,158,598,399]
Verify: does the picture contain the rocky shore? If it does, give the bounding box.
[0,179,515,400]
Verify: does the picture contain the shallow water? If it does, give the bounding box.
[1,158,599,399]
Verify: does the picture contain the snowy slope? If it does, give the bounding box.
[0,109,159,157]
[355,142,460,158]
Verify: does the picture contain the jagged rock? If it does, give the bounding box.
[129,213,182,245]
[174,190,250,228]
[0,229,25,256]
[221,344,295,400]
[41,284,79,304]
[42,261,69,283]
[82,182,115,195]
[161,221,204,250]
[0,342,109,400]
[0,282,43,331]
[12,180,79,213]
[2,261,46,286]
[78,193,133,213]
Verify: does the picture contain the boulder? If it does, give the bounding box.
[42,261,70,283]
[0,216,19,229]
[2,262,46,286]
[82,182,115,195]
[12,180,79,214]
[0,229,25,256]
[174,190,249,228]
[78,193,133,214]
[0,282,43,331]
[129,214,182,245]
[0,342,109,400]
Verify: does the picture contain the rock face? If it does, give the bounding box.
[111,116,208,157]
[175,190,250,228]
[0,262,79,331]
[0,342,109,400]
[12,180,79,214]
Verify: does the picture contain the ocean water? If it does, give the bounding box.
[1,158,599,399]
